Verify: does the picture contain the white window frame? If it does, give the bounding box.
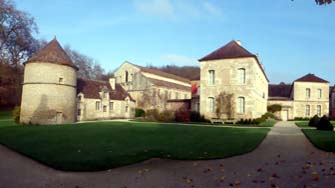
[237,97,245,114]
[238,68,246,84]
[208,97,215,113]
[317,105,322,117]
[306,105,310,116]
[317,89,322,99]
[208,70,215,85]
[306,88,311,99]
[95,101,101,110]
[109,102,114,111]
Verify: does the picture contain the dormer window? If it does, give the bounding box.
[78,95,82,101]
[59,77,64,84]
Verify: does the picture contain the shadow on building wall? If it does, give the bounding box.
[31,94,57,124]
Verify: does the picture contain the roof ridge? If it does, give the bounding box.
[125,61,191,83]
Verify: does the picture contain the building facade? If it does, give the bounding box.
[199,41,269,120]
[114,61,192,111]
[268,74,330,120]
[20,38,134,125]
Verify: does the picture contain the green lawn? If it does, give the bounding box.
[0,111,16,127]
[295,121,335,128]
[302,129,335,152]
[0,121,269,171]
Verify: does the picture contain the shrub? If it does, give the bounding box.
[135,108,145,117]
[145,109,160,121]
[295,117,310,121]
[317,115,334,131]
[308,115,320,127]
[267,104,282,113]
[158,110,175,122]
[175,110,190,122]
[12,106,20,124]
[189,111,209,122]
[261,112,276,120]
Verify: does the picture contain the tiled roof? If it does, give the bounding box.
[125,61,191,84]
[26,37,78,70]
[269,83,293,98]
[77,78,134,101]
[294,73,329,83]
[148,78,191,91]
[198,40,269,82]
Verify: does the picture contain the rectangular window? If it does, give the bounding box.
[165,90,168,98]
[59,77,64,84]
[306,105,310,116]
[317,89,322,99]
[103,105,107,112]
[317,105,322,116]
[208,97,214,113]
[77,109,81,116]
[208,70,215,85]
[109,102,114,111]
[238,68,246,84]
[125,106,128,112]
[306,88,311,99]
[238,97,245,114]
[95,101,100,110]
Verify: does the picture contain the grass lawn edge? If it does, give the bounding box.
[301,129,335,153]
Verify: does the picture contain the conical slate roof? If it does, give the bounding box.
[26,37,78,70]
[294,73,329,83]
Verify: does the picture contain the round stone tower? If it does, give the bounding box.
[20,37,78,125]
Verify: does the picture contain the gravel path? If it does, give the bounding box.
[1,121,334,188]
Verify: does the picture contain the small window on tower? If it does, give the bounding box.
[59,77,64,84]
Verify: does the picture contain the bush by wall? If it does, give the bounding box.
[135,108,145,117]
[267,104,282,113]
[294,117,311,121]
[145,109,160,121]
[158,110,175,122]
[308,115,320,127]
[316,115,334,131]
[175,110,190,122]
[12,106,20,124]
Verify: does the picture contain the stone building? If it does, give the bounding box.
[199,40,269,120]
[114,61,192,111]
[76,78,135,121]
[268,74,330,120]
[20,38,134,124]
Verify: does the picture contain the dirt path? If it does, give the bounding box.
[1,121,335,188]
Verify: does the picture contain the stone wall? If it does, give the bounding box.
[20,62,77,124]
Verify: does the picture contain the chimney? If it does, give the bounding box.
[109,78,115,90]
[236,40,242,46]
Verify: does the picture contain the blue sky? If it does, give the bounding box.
[14,0,335,84]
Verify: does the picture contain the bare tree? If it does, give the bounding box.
[0,0,39,107]
[215,92,235,119]
[64,46,105,80]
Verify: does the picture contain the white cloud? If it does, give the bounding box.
[133,0,223,20]
[161,54,199,66]
[133,0,175,17]
[203,2,222,16]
